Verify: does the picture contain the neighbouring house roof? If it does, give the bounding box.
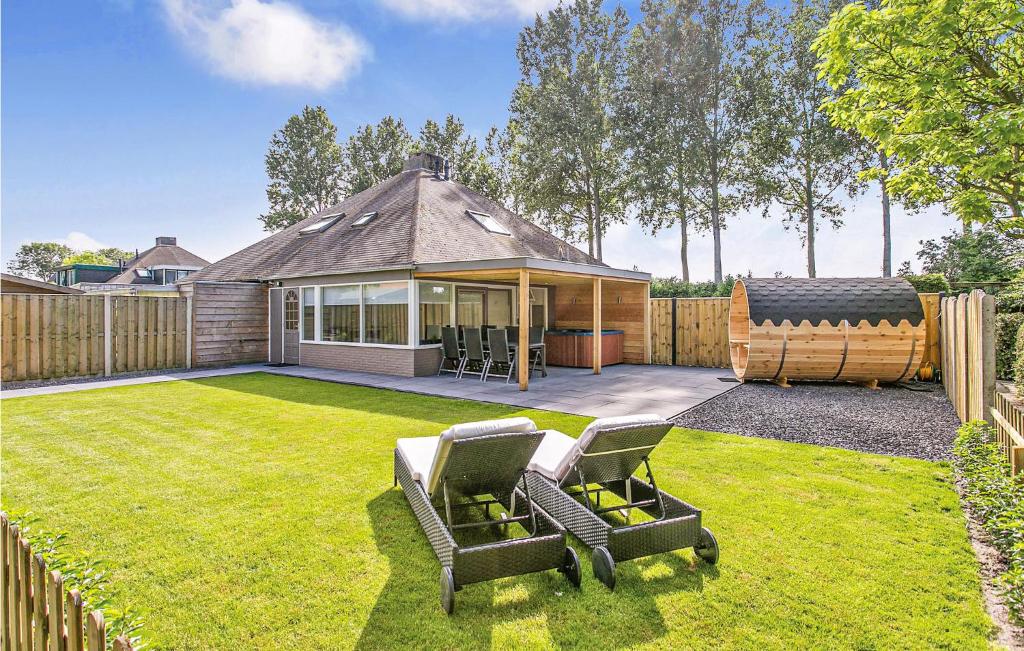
[188,155,619,284]
[107,238,210,285]
[1,273,84,294]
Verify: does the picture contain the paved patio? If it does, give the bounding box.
[262,363,738,418]
[2,363,738,418]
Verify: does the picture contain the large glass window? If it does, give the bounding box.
[322,285,360,342]
[301,287,315,340]
[418,282,452,345]
[363,283,409,345]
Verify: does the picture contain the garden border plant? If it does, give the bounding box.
[953,421,1024,621]
[3,510,146,650]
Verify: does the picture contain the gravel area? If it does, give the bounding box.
[1,368,189,392]
[674,381,960,461]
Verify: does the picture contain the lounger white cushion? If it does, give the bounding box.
[527,414,665,482]
[396,417,538,496]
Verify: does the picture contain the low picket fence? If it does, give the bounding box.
[0,515,133,651]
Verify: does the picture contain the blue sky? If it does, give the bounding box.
[2,0,959,280]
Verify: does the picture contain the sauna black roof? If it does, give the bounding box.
[740,277,925,326]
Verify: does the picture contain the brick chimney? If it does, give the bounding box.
[403,152,450,179]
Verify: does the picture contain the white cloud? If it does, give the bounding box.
[57,232,109,252]
[162,0,369,90]
[378,0,558,22]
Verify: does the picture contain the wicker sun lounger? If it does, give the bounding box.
[395,417,582,614]
[525,415,719,589]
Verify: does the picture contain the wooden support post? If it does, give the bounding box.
[102,295,112,377]
[592,277,602,375]
[518,269,530,391]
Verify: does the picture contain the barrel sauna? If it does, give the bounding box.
[729,278,926,384]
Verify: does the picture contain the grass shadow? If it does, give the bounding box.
[184,372,530,427]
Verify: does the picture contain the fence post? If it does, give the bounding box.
[185,296,193,370]
[103,295,112,377]
[981,294,996,426]
[670,299,677,366]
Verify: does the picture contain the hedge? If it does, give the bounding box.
[997,313,1024,381]
[901,273,951,294]
[953,421,1024,621]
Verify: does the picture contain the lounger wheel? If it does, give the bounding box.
[559,547,582,588]
[592,546,616,590]
[440,567,456,615]
[694,527,719,565]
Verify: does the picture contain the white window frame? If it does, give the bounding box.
[301,280,414,349]
[413,280,456,349]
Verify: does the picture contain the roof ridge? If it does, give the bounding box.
[409,170,424,265]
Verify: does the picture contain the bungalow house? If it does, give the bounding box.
[52,237,209,296]
[183,153,651,390]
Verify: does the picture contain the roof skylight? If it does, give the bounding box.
[467,210,511,236]
[353,211,378,226]
[299,214,343,235]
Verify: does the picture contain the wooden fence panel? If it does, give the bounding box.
[0,514,132,651]
[941,291,997,424]
[648,297,731,368]
[1,294,189,383]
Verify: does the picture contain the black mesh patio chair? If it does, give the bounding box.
[506,326,519,343]
[460,328,487,379]
[525,415,719,589]
[395,418,582,614]
[438,327,465,377]
[528,326,546,377]
[484,329,516,383]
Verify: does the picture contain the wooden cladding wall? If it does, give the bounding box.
[552,280,647,364]
[191,282,268,367]
[650,298,730,368]
[1,514,135,651]
[1,294,188,382]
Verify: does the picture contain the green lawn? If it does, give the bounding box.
[1,373,994,649]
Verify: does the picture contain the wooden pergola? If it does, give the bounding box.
[414,259,651,390]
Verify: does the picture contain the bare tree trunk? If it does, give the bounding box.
[595,217,604,262]
[586,204,595,258]
[806,175,816,278]
[679,209,690,282]
[880,152,892,277]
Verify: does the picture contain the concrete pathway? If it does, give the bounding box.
[0,365,265,399]
[2,363,738,418]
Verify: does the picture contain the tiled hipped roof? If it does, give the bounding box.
[108,243,210,285]
[188,169,603,283]
[742,277,925,327]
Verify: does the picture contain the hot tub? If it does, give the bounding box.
[544,329,625,368]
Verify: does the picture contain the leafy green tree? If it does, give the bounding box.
[916,225,1023,283]
[63,251,115,266]
[261,106,345,232]
[677,0,771,282]
[97,247,135,263]
[343,116,414,196]
[750,0,859,278]
[619,0,708,281]
[417,115,501,202]
[815,0,1024,234]
[6,242,72,280]
[510,0,630,261]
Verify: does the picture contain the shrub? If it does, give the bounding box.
[901,273,951,294]
[997,271,1024,313]
[953,421,1024,621]
[997,313,1024,380]
[3,510,146,650]
[650,275,737,298]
